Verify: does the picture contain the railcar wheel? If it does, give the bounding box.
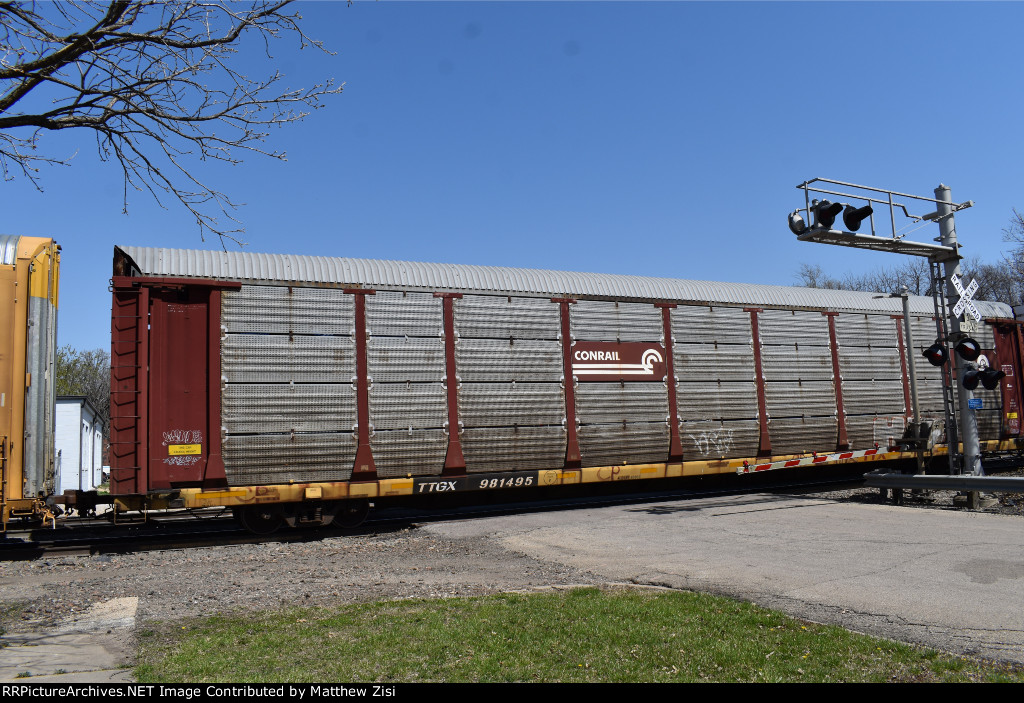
[236,505,285,535]
[333,499,370,528]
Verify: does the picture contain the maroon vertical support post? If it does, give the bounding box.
[436,293,466,474]
[823,312,849,450]
[745,308,772,457]
[205,288,227,483]
[555,299,581,467]
[656,304,684,461]
[892,315,913,422]
[348,290,377,480]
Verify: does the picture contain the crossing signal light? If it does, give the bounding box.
[788,211,808,235]
[812,200,843,229]
[843,204,873,232]
[922,342,947,367]
[963,367,1005,391]
[954,337,981,361]
[982,368,1007,390]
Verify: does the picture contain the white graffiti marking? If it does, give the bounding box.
[163,455,201,466]
[162,429,204,446]
[687,428,734,456]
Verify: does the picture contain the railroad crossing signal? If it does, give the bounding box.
[951,273,981,323]
[923,342,948,367]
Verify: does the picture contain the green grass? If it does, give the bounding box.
[133,588,1024,683]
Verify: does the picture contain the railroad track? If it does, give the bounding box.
[0,468,873,560]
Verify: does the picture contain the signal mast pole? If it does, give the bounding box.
[935,185,983,478]
[788,178,984,486]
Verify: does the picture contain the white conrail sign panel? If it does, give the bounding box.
[571,342,667,382]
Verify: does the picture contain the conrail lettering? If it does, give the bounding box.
[573,350,621,361]
[418,481,457,493]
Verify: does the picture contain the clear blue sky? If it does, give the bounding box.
[5,1,1023,352]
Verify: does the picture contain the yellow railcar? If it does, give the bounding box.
[0,236,60,530]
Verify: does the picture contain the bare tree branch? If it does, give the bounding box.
[0,0,344,246]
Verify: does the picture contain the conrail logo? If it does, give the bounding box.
[571,342,667,382]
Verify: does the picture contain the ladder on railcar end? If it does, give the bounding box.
[109,283,147,495]
[1,436,7,533]
[930,260,961,475]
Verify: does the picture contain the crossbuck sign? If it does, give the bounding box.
[951,273,982,322]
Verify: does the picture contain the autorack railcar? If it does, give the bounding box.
[88,245,1024,533]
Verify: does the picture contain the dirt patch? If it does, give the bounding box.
[0,528,596,634]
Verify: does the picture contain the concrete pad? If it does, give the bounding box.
[0,596,137,682]
[424,493,1024,664]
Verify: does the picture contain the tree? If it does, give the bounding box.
[795,250,1023,306]
[794,258,933,296]
[55,345,110,437]
[0,1,343,245]
[1000,208,1024,306]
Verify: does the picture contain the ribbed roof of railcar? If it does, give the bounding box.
[115,245,1013,319]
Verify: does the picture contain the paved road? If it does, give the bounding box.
[425,492,1024,664]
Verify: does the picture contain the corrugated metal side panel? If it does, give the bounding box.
[679,419,760,460]
[833,313,901,348]
[369,429,447,477]
[222,335,355,383]
[915,377,946,413]
[577,422,669,467]
[976,409,1001,439]
[222,433,353,484]
[837,347,903,380]
[222,384,356,434]
[455,295,560,339]
[461,426,566,471]
[768,416,838,455]
[222,285,354,334]
[761,345,834,382]
[365,291,447,476]
[366,290,443,337]
[576,383,669,425]
[975,323,997,350]
[458,383,564,427]
[846,415,906,450]
[367,337,445,383]
[671,305,759,431]
[455,339,562,382]
[220,285,357,485]
[576,382,670,466]
[910,317,943,347]
[842,380,906,416]
[570,300,663,342]
[671,305,752,345]
[759,309,830,345]
[673,343,755,382]
[454,293,565,473]
[369,383,446,430]
[677,382,758,421]
[765,381,837,418]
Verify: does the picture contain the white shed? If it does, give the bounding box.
[55,396,104,494]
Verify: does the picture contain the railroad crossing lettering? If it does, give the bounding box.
[951,273,982,322]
